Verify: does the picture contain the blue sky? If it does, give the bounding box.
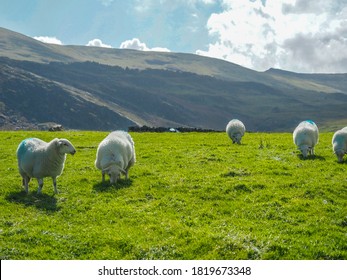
[1,0,347,73]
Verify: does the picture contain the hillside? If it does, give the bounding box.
[0,27,346,131]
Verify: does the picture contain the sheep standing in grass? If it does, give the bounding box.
[293,120,319,158]
[226,119,246,144]
[332,126,347,163]
[95,131,136,184]
[16,138,76,194]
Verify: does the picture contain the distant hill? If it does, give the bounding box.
[0,27,346,131]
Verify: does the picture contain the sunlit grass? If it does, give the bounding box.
[0,131,346,259]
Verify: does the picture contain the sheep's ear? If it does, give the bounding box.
[53,139,62,148]
[102,166,110,172]
[103,164,115,172]
[103,161,118,169]
[102,162,113,169]
[119,167,126,174]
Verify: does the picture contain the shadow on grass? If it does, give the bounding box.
[6,190,60,212]
[93,179,133,193]
[297,154,326,161]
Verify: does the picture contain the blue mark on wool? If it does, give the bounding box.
[306,120,315,125]
[17,138,33,157]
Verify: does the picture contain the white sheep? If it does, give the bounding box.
[332,126,347,163]
[95,131,136,184]
[293,120,319,158]
[16,138,76,194]
[226,119,246,144]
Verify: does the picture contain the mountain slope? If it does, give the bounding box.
[0,61,136,130]
[266,68,347,93]
[0,27,275,86]
[2,27,343,92]
[0,27,346,131]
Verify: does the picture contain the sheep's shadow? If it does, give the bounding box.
[6,190,60,212]
[297,154,326,161]
[93,179,133,193]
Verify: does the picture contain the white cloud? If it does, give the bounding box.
[33,36,63,45]
[119,38,170,52]
[196,0,347,73]
[150,46,172,52]
[86,39,112,48]
[120,38,147,51]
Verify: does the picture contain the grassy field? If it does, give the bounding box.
[0,131,346,260]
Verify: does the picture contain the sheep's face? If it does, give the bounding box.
[57,139,76,155]
[334,149,345,163]
[103,164,124,184]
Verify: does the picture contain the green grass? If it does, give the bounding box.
[0,131,346,260]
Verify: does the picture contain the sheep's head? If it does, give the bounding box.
[231,133,242,144]
[103,163,125,184]
[334,149,345,163]
[57,139,76,155]
[299,145,310,158]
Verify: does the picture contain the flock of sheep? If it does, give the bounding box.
[226,119,347,162]
[16,119,347,194]
[16,130,135,194]
[227,119,347,162]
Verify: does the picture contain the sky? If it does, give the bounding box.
[1,0,347,73]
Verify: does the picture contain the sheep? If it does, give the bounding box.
[16,138,76,194]
[226,119,246,144]
[95,131,136,184]
[332,126,347,163]
[293,120,319,158]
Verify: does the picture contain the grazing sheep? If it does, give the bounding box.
[293,120,319,158]
[16,138,76,194]
[95,131,136,184]
[332,126,347,163]
[226,119,246,144]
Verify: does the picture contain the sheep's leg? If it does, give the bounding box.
[37,178,44,194]
[102,171,105,182]
[124,167,129,179]
[22,176,30,194]
[126,158,134,180]
[52,177,58,194]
